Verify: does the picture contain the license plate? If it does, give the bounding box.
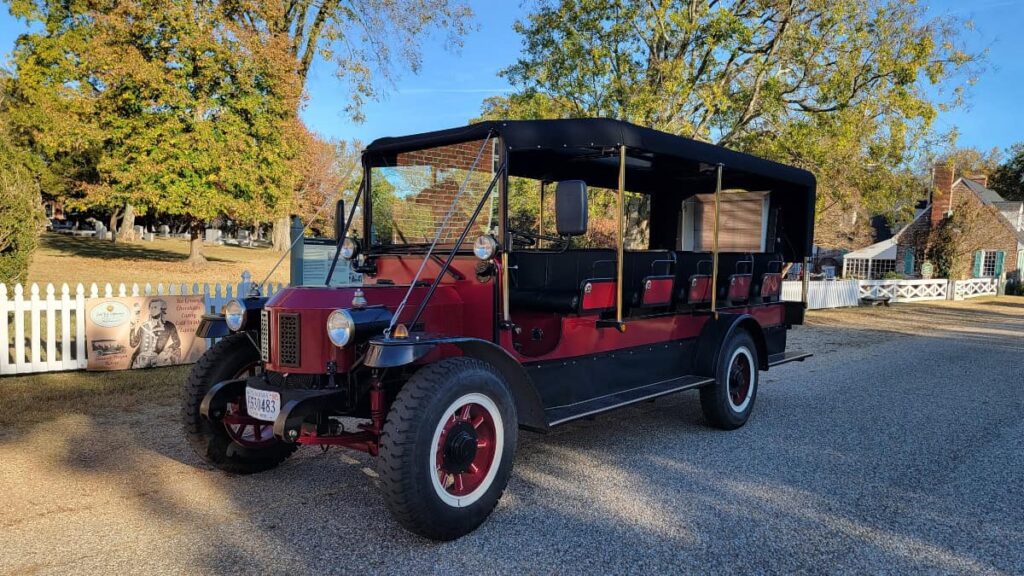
[245,387,280,422]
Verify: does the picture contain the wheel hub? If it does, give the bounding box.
[729,352,751,407]
[442,421,479,473]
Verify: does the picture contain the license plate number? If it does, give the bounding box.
[245,387,280,422]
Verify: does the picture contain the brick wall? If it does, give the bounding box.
[898,176,1020,279]
[378,140,495,244]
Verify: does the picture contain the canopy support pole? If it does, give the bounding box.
[802,257,811,303]
[711,163,723,320]
[539,181,546,242]
[615,145,626,330]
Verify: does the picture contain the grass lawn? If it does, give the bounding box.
[25,232,290,288]
[0,365,186,431]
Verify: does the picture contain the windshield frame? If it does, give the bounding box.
[362,136,508,256]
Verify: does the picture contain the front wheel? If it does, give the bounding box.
[700,329,759,430]
[182,332,297,473]
[379,357,518,541]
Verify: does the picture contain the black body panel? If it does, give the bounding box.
[525,339,697,409]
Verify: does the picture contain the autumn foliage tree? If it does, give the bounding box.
[8,0,303,264]
[488,0,981,250]
[287,131,363,241]
[7,0,473,259]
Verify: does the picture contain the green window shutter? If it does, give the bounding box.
[994,251,1005,277]
[972,251,983,278]
[903,250,915,275]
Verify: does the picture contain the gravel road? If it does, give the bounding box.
[1,298,1022,575]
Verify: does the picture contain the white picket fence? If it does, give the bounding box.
[1,272,282,376]
[786,277,1000,309]
[782,280,860,309]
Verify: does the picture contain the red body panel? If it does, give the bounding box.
[263,255,493,373]
[263,251,787,374]
[503,303,785,363]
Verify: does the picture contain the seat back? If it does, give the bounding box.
[675,252,713,306]
[724,254,754,304]
[624,250,675,309]
[509,249,616,313]
[751,255,784,302]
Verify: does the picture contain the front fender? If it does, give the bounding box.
[365,335,548,432]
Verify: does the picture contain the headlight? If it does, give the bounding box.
[340,237,359,260]
[224,299,245,331]
[327,309,355,347]
[473,235,498,260]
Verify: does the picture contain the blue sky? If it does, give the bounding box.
[1,0,1021,153]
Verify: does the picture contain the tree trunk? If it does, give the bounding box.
[187,220,207,267]
[108,208,121,243]
[117,203,136,241]
[272,215,290,252]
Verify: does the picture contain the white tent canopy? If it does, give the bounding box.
[844,238,897,260]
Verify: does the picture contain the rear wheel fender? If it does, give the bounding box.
[693,313,768,377]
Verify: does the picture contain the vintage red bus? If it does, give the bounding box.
[185,118,814,540]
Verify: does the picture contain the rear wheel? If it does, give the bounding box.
[700,329,759,430]
[379,357,517,541]
[182,332,297,474]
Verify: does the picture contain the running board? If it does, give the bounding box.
[546,375,714,427]
[768,351,812,367]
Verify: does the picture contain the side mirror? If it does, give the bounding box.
[334,199,346,242]
[554,180,588,236]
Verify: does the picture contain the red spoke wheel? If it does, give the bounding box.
[379,358,517,541]
[700,329,759,430]
[222,362,276,448]
[183,332,296,474]
[431,395,502,504]
[727,349,753,411]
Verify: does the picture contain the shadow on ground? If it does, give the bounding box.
[39,233,233,263]
[1,298,1022,574]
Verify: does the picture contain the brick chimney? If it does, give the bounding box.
[965,174,988,188]
[930,163,955,226]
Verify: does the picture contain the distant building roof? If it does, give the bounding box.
[960,178,1006,204]
[844,237,897,260]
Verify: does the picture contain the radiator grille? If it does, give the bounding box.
[260,309,270,363]
[277,313,300,367]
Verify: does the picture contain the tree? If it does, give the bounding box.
[933,145,1002,179]
[9,0,302,264]
[8,0,473,257]
[0,75,46,284]
[224,0,474,250]
[990,143,1024,201]
[287,132,362,240]
[490,0,981,249]
[224,0,473,122]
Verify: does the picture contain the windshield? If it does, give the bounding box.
[369,139,498,249]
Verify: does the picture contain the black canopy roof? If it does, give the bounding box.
[364,118,816,258]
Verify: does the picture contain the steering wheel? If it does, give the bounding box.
[509,229,537,247]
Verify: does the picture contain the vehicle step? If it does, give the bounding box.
[768,351,812,367]
[546,375,714,427]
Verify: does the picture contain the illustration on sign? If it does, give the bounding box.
[86,296,207,371]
